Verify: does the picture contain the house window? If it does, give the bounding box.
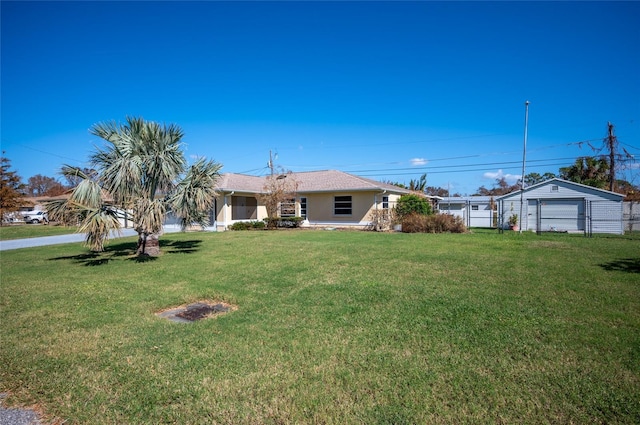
[334,195,352,215]
[300,197,307,218]
[471,205,479,211]
[551,185,559,192]
[280,198,296,217]
[382,196,389,209]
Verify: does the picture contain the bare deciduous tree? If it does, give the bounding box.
[257,168,299,229]
[27,174,66,196]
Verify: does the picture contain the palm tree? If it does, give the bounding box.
[559,156,609,189]
[48,117,222,255]
[408,173,427,192]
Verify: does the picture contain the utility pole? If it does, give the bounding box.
[607,122,617,192]
[268,150,275,177]
[519,100,530,233]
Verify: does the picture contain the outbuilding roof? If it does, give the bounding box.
[497,178,625,200]
[438,196,494,204]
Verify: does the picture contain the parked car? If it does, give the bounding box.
[23,211,48,224]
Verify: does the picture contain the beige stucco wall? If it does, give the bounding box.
[301,191,398,226]
[213,191,404,230]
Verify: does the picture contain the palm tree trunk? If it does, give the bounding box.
[137,232,161,256]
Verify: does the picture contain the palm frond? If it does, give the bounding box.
[89,120,120,143]
[60,164,91,181]
[44,199,81,225]
[100,156,143,205]
[133,198,166,235]
[79,206,122,252]
[168,158,222,230]
[141,121,186,197]
[70,179,104,209]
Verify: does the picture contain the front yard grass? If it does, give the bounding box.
[0,224,78,240]
[1,230,639,424]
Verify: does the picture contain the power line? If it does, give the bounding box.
[342,156,580,174]
[276,136,602,154]
[354,161,573,178]
[278,138,605,172]
[1,139,85,164]
[621,142,640,151]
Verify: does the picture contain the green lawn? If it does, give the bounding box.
[0,224,78,240]
[1,230,638,424]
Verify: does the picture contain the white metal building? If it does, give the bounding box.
[438,196,495,228]
[497,178,625,235]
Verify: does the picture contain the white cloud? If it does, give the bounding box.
[410,158,427,166]
[483,169,520,183]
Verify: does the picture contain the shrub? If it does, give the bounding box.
[400,213,426,233]
[401,213,467,233]
[263,217,304,229]
[230,221,265,231]
[366,209,396,231]
[428,213,467,233]
[395,194,432,220]
[252,221,266,229]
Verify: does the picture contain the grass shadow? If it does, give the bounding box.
[49,241,137,266]
[49,252,100,262]
[162,239,203,254]
[600,258,640,274]
[48,239,202,266]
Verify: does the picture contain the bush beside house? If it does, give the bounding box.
[402,213,467,233]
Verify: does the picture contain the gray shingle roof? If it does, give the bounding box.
[215,173,265,193]
[215,170,411,194]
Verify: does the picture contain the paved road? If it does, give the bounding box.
[0,227,184,251]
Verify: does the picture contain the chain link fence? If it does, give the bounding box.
[623,201,640,233]
[496,199,636,236]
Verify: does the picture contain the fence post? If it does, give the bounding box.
[536,199,541,235]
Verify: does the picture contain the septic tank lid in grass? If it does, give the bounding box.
[156,301,236,323]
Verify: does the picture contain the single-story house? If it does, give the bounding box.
[199,170,412,231]
[497,178,625,235]
[437,196,496,228]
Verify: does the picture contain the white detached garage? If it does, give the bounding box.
[497,178,624,235]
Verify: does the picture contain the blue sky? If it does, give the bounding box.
[2,1,639,195]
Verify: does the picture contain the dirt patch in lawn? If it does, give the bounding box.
[156,300,237,323]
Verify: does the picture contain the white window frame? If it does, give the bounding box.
[300,197,307,218]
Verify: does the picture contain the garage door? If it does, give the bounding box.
[539,199,584,232]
